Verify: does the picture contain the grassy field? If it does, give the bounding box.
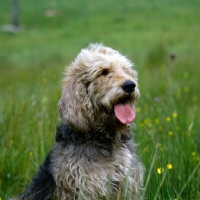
[0,0,200,199]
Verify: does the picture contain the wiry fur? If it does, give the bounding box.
[14,44,144,200]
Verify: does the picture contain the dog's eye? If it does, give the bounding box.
[101,69,109,76]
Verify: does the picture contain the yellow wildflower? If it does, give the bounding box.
[156,143,163,151]
[157,167,164,174]
[168,131,173,136]
[154,118,159,124]
[166,117,171,122]
[139,123,144,128]
[144,119,150,124]
[29,151,33,157]
[172,112,178,118]
[136,107,141,112]
[143,119,152,127]
[156,143,161,148]
[167,164,173,169]
[191,151,196,156]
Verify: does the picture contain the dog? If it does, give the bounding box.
[16,44,144,200]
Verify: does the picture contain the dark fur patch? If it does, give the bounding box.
[55,124,133,157]
[18,124,136,199]
[20,153,55,200]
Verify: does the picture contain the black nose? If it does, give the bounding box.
[122,81,136,93]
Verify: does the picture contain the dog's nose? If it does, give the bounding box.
[122,81,136,93]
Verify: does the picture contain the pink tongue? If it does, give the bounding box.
[114,103,135,124]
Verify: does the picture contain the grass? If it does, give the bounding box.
[0,0,200,199]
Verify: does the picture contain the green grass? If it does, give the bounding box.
[0,0,200,199]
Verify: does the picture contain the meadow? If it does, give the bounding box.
[0,0,200,199]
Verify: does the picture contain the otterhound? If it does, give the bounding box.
[17,44,144,200]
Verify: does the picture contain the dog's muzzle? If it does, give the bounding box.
[122,81,136,93]
[100,104,114,115]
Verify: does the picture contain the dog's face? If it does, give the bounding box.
[59,44,139,132]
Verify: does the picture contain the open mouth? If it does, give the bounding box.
[100,98,135,124]
[114,102,135,124]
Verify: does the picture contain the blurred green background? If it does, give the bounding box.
[0,0,200,199]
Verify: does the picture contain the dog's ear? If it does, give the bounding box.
[58,74,93,133]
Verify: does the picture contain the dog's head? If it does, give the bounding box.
[59,44,139,133]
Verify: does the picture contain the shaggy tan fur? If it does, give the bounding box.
[56,44,144,199]
[59,44,139,133]
[14,44,144,200]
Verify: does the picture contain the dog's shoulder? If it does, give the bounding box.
[55,123,77,142]
[20,153,55,200]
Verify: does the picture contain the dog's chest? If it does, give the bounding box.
[51,143,135,199]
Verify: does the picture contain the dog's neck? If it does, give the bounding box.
[55,123,132,145]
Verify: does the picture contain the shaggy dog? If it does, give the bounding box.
[16,44,144,200]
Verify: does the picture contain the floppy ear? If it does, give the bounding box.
[58,75,94,133]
